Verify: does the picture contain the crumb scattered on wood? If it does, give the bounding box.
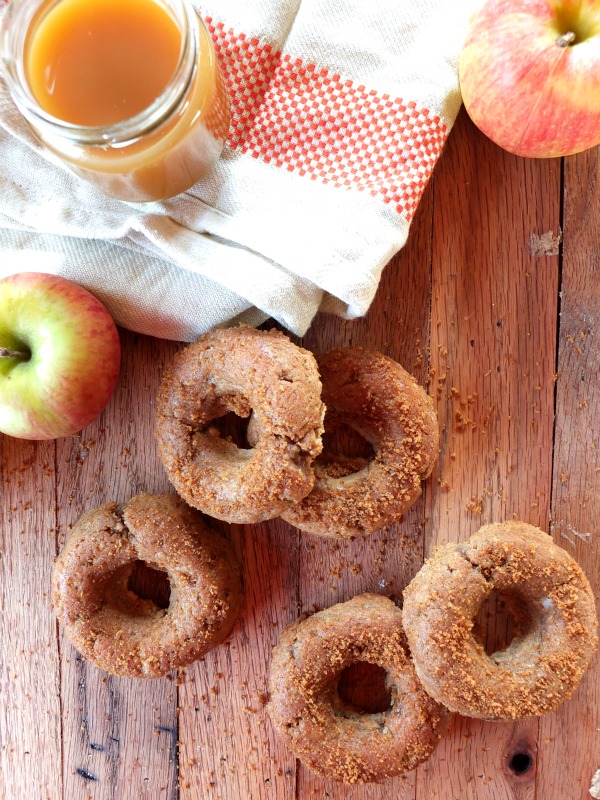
[528,229,562,256]
[464,486,493,515]
[464,496,483,514]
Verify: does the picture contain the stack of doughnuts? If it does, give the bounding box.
[155,324,439,536]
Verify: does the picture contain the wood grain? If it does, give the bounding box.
[1,110,599,800]
[0,438,61,800]
[291,159,434,800]
[418,107,561,800]
[55,335,181,800]
[537,144,600,800]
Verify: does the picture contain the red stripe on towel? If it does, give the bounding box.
[207,17,448,219]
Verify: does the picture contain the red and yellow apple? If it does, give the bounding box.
[459,0,600,158]
[0,272,121,440]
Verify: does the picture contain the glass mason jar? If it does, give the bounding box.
[0,0,230,202]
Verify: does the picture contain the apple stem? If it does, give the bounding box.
[0,346,29,360]
[556,31,577,47]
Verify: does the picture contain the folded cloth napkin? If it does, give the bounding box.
[0,0,474,342]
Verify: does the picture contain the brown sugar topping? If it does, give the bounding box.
[52,493,242,678]
[268,593,451,784]
[402,521,598,719]
[281,347,439,538]
[155,325,325,524]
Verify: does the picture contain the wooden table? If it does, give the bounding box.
[2,108,599,800]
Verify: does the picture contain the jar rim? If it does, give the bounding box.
[0,0,201,146]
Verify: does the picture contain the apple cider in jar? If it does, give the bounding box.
[1,0,230,202]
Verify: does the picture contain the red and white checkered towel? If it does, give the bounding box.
[0,0,474,341]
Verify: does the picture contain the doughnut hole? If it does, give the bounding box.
[336,662,394,714]
[128,560,171,610]
[316,422,375,479]
[473,589,535,657]
[103,560,172,616]
[205,409,252,450]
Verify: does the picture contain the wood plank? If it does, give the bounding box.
[291,179,434,799]
[537,147,600,800]
[0,438,62,800]
[178,517,299,800]
[56,331,181,800]
[419,109,561,800]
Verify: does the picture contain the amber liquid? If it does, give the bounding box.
[26,0,182,126]
[22,0,230,201]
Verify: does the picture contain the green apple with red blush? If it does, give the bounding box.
[0,272,121,440]
[459,0,600,158]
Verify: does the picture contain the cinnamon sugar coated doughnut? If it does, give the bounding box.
[268,593,451,784]
[281,347,439,538]
[402,521,598,719]
[52,494,242,678]
[155,325,325,524]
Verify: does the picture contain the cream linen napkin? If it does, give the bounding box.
[0,0,474,342]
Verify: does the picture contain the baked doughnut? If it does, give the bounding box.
[402,521,598,719]
[52,493,242,678]
[268,593,450,784]
[280,347,439,538]
[155,325,325,524]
